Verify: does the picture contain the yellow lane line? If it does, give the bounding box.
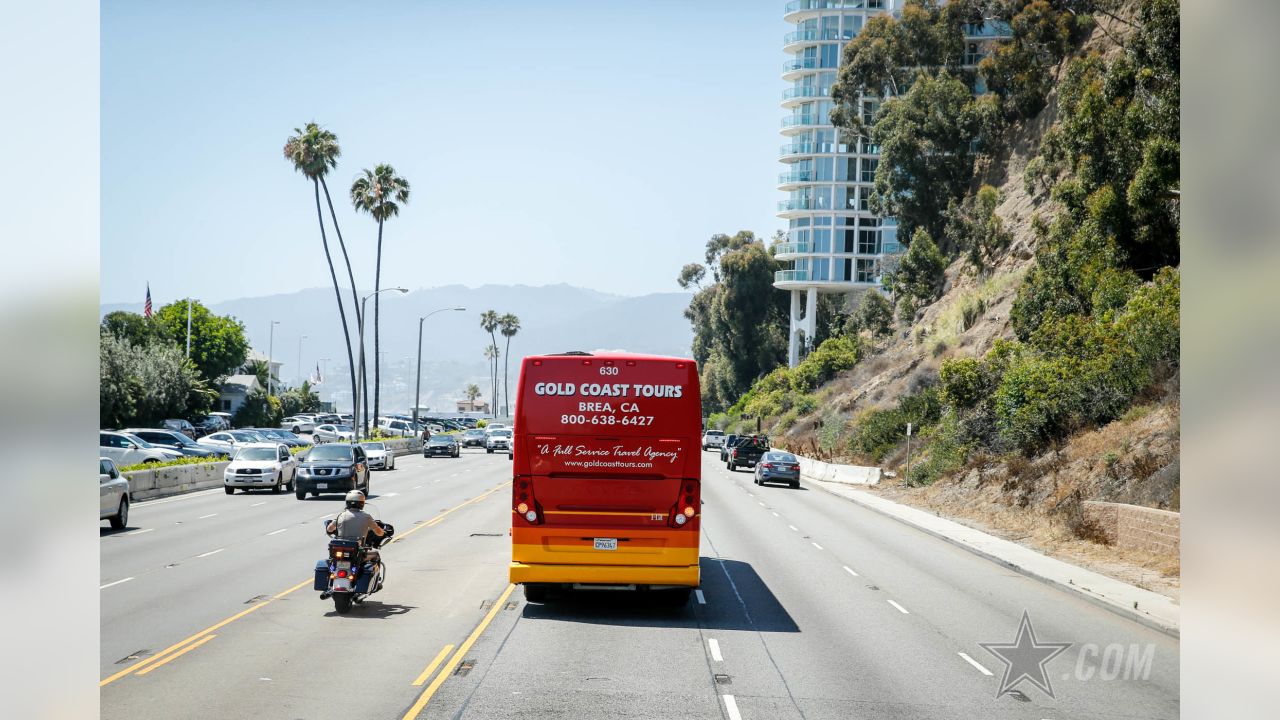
[393,481,510,543]
[401,584,516,720]
[411,644,455,686]
[135,635,217,676]
[102,482,509,687]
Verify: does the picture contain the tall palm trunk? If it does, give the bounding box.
[489,333,498,415]
[503,335,511,416]
[373,218,384,434]
[313,180,359,416]
[319,177,368,428]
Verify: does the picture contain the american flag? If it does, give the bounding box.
[144,284,153,319]
[311,362,323,385]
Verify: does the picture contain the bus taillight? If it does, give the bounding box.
[514,478,543,525]
[669,481,699,528]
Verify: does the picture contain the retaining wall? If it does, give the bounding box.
[1082,501,1180,556]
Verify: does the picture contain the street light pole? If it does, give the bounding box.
[356,288,408,441]
[297,335,308,387]
[414,307,467,432]
[267,320,280,397]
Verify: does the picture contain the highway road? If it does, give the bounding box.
[101,450,1179,719]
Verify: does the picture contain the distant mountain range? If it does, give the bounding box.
[100,283,694,412]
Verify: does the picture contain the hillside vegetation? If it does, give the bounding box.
[682,0,1179,591]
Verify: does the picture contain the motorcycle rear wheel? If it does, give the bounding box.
[333,594,353,614]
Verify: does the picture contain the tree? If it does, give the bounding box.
[499,313,520,416]
[100,333,214,428]
[871,70,1001,240]
[676,263,706,290]
[464,383,482,404]
[283,123,361,417]
[151,300,249,382]
[350,163,411,437]
[279,381,322,416]
[101,311,157,347]
[243,358,274,391]
[233,389,283,429]
[479,311,500,414]
[847,290,895,339]
[889,228,948,319]
[944,184,1012,273]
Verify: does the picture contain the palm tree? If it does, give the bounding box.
[483,345,499,414]
[464,383,482,407]
[350,164,411,437]
[480,310,500,414]
[244,359,272,391]
[282,123,359,416]
[499,313,520,416]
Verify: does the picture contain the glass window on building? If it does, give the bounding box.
[856,258,878,283]
[858,186,871,212]
[840,228,856,253]
[812,185,832,210]
[815,157,833,181]
[839,258,853,281]
[861,158,878,183]
[815,129,837,153]
[862,99,879,125]
[812,258,831,281]
[791,227,810,245]
[820,43,840,68]
[790,217,811,228]
[867,0,885,9]
[842,14,863,39]
[822,15,839,39]
[813,216,832,226]
[813,228,832,253]
[858,228,879,255]
[841,185,858,210]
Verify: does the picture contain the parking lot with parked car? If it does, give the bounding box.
[122,428,227,458]
[100,431,185,466]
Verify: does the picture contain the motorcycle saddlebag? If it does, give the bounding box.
[354,563,376,594]
[313,560,330,591]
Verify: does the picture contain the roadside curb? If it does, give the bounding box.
[807,477,1181,638]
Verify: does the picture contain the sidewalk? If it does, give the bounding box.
[808,475,1181,637]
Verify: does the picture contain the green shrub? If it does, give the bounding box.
[791,336,859,392]
[1113,267,1179,369]
[476,419,488,428]
[908,411,968,486]
[995,355,1081,451]
[848,387,941,462]
[119,455,224,473]
[939,357,983,409]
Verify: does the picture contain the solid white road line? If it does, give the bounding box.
[266,529,288,536]
[958,652,994,676]
[250,501,267,507]
[198,513,217,519]
[100,577,134,590]
[413,485,422,490]
[723,695,743,720]
[124,528,154,536]
[196,548,224,558]
[695,589,706,605]
[843,565,859,577]
[812,542,824,550]
[771,511,779,517]
[887,599,910,614]
[757,501,766,507]
[788,525,799,532]
[384,492,399,497]
[708,639,723,662]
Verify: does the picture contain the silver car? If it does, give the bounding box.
[281,416,316,434]
[100,458,130,529]
[100,431,184,467]
[312,424,355,443]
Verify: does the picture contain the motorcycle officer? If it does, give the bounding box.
[327,490,386,544]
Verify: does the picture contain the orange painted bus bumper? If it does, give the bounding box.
[509,560,700,587]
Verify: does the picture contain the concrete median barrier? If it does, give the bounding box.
[794,455,880,485]
[125,461,230,502]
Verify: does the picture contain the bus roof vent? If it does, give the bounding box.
[551,351,593,356]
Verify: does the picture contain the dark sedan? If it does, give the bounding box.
[294,443,370,500]
[122,428,227,458]
[423,433,461,458]
[754,451,802,489]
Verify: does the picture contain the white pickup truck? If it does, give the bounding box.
[701,429,726,451]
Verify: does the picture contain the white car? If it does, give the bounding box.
[99,431,184,467]
[312,424,355,443]
[281,416,316,434]
[100,457,130,529]
[360,441,396,471]
[201,430,267,452]
[224,443,297,494]
[485,428,513,454]
[376,418,417,438]
[701,429,726,450]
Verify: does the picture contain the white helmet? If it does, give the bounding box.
[344,490,366,509]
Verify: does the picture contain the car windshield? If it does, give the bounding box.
[361,442,385,451]
[766,452,797,462]
[307,445,353,462]
[230,432,259,441]
[430,434,453,442]
[333,425,353,432]
[124,433,155,449]
[706,430,724,436]
[170,433,197,446]
[235,447,278,461]
[491,430,512,437]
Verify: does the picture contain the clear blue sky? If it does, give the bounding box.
[102,0,787,305]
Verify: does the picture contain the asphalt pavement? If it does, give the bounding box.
[100,450,1179,719]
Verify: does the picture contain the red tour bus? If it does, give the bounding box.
[510,351,702,604]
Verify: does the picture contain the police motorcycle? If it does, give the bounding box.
[314,499,395,614]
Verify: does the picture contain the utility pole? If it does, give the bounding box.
[356,288,408,440]
[267,320,280,396]
[297,335,307,387]
[415,307,466,431]
[186,298,192,358]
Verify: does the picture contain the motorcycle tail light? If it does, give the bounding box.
[336,570,348,578]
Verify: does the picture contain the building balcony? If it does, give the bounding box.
[781,115,827,135]
[784,0,874,23]
[963,21,1013,39]
[779,141,850,159]
[774,269,884,290]
[781,85,828,104]
[773,242,813,258]
[783,28,841,50]
[777,197,817,213]
[777,170,816,187]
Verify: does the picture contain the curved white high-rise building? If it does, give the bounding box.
[775,1,1007,367]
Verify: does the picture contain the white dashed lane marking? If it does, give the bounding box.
[708,639,723,662]
[198,513,217,519]
[887,599,910,614]
[695,589,706,605]
[124,528,154,536]
[723,695,743,720]
[266,529,287,536]
[196,548,224,558]
[788,525,799,532]
[958,652,994,676]
[811,542,824,550]
[843,565,859,577]
[100,577,133,590]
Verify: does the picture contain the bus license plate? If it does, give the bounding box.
[593,538,618,551]
[316,483,328,489]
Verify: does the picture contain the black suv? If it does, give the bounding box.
[727,435,769,471]
[294,443,370,500]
